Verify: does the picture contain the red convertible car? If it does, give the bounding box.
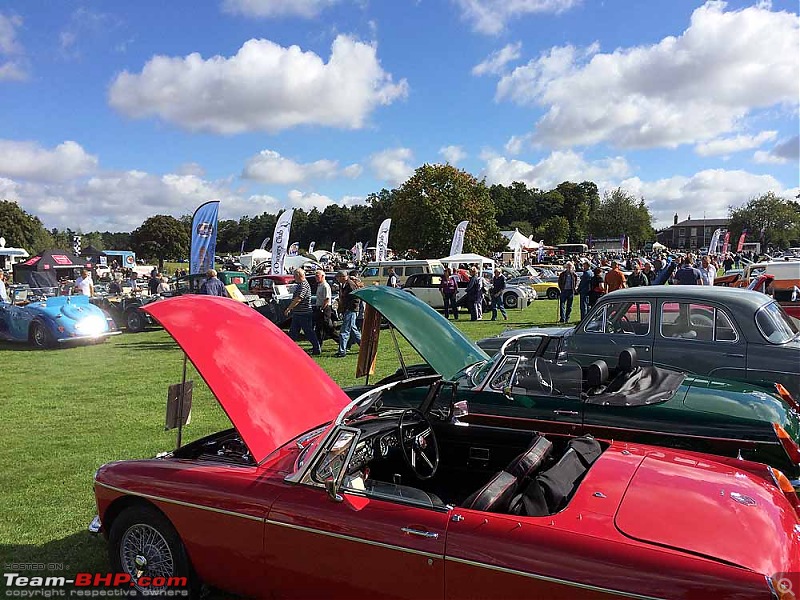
[91,296,800,598]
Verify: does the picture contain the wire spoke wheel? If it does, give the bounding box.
[120,523,175,590]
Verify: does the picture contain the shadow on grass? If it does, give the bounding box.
[113,340,179,351]
[1,533,239,598]
[0,531,107,573]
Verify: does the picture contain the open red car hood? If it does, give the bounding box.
[144,296,350,463]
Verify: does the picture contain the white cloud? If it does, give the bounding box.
[221,0,340,19]
[695,131,777,157]
[242,150,343,184]
[369,147,414,186]
[495,2,799,149]
[618,169,791,227]
[176,162,206,177]
[108,35,408,134]
[754,135,799,164]
[0,13,26,81]
[341,163,363,178]
[0,140,98,182]
[454,0,580,35]
[483,150,631,189]
[439,145,466,165]
[1,165,365,231]
[472,42,522,76]
[286,189,336,211]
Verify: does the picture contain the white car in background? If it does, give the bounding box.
[402,272,535,310]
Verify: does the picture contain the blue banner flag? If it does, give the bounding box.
[190,200,220,275]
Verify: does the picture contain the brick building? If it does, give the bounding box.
[656,214,730,250]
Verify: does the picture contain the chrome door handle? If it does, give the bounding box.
[553,410,579,416]
[401,527,439,539]
[724,353,744,358]
[632,345,650,351]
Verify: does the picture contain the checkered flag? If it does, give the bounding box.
[73,235,82,256]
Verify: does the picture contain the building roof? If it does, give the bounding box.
[672,218,729,228]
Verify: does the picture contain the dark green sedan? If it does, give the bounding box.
[351,286,800,489]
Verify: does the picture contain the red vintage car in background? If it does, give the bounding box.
[91,296,800,598]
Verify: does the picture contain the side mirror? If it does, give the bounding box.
[324,478,343,503]
[502,386,514,400]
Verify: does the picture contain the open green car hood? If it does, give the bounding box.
[353,286,489,380]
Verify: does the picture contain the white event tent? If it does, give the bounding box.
[440,252,495,272]
[502,229,539,250]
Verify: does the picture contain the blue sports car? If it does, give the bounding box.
[0,286,120,348]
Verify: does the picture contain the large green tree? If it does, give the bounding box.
[728,192,800,249]
[130,215,190,271]
[0,200,53,253]
[391,164,503,257]
[556,181,598,243]
[588,188,655,249]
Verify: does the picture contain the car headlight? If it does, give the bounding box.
[75,315,107,336]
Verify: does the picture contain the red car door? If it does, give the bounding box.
[266,483,448,599]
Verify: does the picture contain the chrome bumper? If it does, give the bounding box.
[88,515,102,535]
[57,330,122,343]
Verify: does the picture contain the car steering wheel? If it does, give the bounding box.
[398,409,439,480]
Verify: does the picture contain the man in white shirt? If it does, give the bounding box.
[74,269,94,297]
[313,270,337,346]
[0,271,8,303]
[699,256,716,286]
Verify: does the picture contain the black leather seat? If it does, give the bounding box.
[462,435,553,513]
[605,348,640,394]
[585,360,608,395]
[617,347,638,373]
[514,436,603,517]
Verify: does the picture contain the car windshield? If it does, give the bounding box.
[484,355,584,398]
[755,301,799,344]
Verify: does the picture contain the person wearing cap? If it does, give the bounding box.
[576,260,593,320]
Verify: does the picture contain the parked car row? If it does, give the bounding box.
[91,290,800,598]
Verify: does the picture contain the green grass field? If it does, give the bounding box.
[0,298,574,577]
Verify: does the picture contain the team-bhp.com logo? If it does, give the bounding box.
[4,572,188,596]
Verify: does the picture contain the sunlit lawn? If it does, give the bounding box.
[0,298,573,584]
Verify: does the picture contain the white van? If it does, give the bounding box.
[360,260,445,286]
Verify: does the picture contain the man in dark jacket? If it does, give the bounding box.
[200,269,228,296]
[557,261,578,323]
[576,260,593,320]
[489,268,508,321]
[335,270,362,357]
[627,263,649,287]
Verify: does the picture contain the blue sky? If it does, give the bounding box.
[0,0,797,236]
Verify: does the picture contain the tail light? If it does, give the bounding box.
[775,383,800,413]
[773,423,800,464]
[769,467,800,517]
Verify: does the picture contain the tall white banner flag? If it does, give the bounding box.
[376,218,392,262]
[308,241,315,254]
[708,228,722,256]
[450,220,469,256]
[270,209,294,275]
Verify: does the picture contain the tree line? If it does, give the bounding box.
[1,164,797,265]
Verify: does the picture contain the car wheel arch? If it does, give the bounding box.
[106,498,200,594]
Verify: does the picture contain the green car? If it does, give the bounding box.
[351,286,800,488]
